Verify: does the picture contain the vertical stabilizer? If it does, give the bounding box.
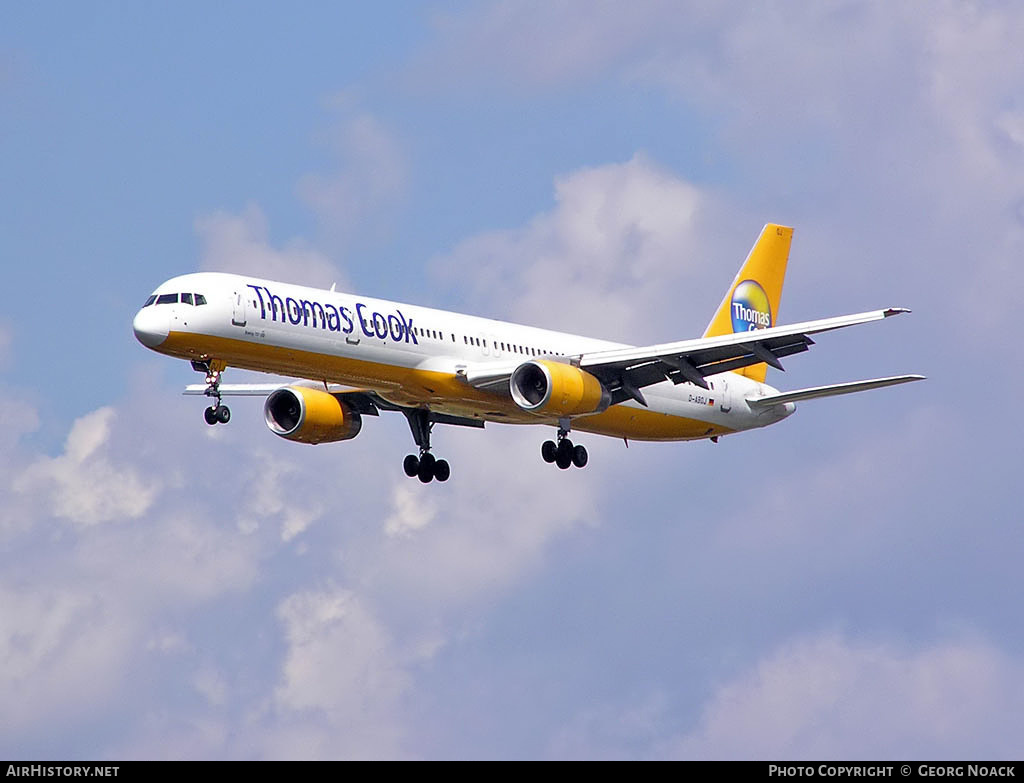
[702,224,793,382]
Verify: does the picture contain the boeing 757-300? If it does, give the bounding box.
[132,224,923,483]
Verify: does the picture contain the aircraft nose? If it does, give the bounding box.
[133,306,169,348]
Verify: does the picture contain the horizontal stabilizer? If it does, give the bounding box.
[746,375,925,408]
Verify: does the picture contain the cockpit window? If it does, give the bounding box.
[156,293,178,305]
[194,293,207,306]
[181,293,193,305]
[143,295,157,307]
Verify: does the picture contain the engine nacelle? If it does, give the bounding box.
[510,360,611,417]
[264,386,362,444]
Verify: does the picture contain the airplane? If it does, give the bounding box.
[132,224,923,483]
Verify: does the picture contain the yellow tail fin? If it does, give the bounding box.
[702,224,793,383]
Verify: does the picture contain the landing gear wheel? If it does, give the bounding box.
[215,405,231,424]
[204,406,218,426]
[434,459,451,482]
[403,454,420,477]
[541,440,557,463]
[572,444,588,468]
[555,438,573,470]
[417,452,436,483]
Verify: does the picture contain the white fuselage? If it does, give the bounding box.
[132,272,794,441]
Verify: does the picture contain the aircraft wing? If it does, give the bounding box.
[465,307,911,406]
[577,307,910,406]
[185,382,384,415]
[184,383,288,396]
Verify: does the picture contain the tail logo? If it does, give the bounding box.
[731,279,772,332]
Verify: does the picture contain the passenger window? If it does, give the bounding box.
[194,294,207,306]
[143,295,157,307]
[181,293,193,305]
[156,293,178,305]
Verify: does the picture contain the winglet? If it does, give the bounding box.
[883,307,911,317]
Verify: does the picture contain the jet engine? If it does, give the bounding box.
[264,386,362,444]
[510,360,611,417]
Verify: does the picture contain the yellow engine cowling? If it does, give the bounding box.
[264,386,362,444]
[510,360,611,417]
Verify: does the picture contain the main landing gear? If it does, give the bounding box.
[193,359,230,426]
[541,421,588,470]
[402,409,450,483]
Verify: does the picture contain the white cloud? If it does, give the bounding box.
[0,386,283,748]
[5,3,1024,758]
[418,2,1024,340]
[433,154,713,342]
[274,587,407,714]
[193,665,228,708]
[672,632,1024,759]
[371,425,605,610]
[0,586,136,734]
[266,586,410,758]
[297,97,407,251]
[13,407,158,527]
[236,450,324,541]
[384,482,438,538]
[995,111,1024,150]
[196,203,343,289]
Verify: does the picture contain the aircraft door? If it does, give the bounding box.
[717,378,732,413]
[232,290,247,327]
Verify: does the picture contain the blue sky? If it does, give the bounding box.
[2,1,1022,759]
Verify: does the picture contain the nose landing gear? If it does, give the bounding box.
[541,420,588,470]
[193,359,230,426]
